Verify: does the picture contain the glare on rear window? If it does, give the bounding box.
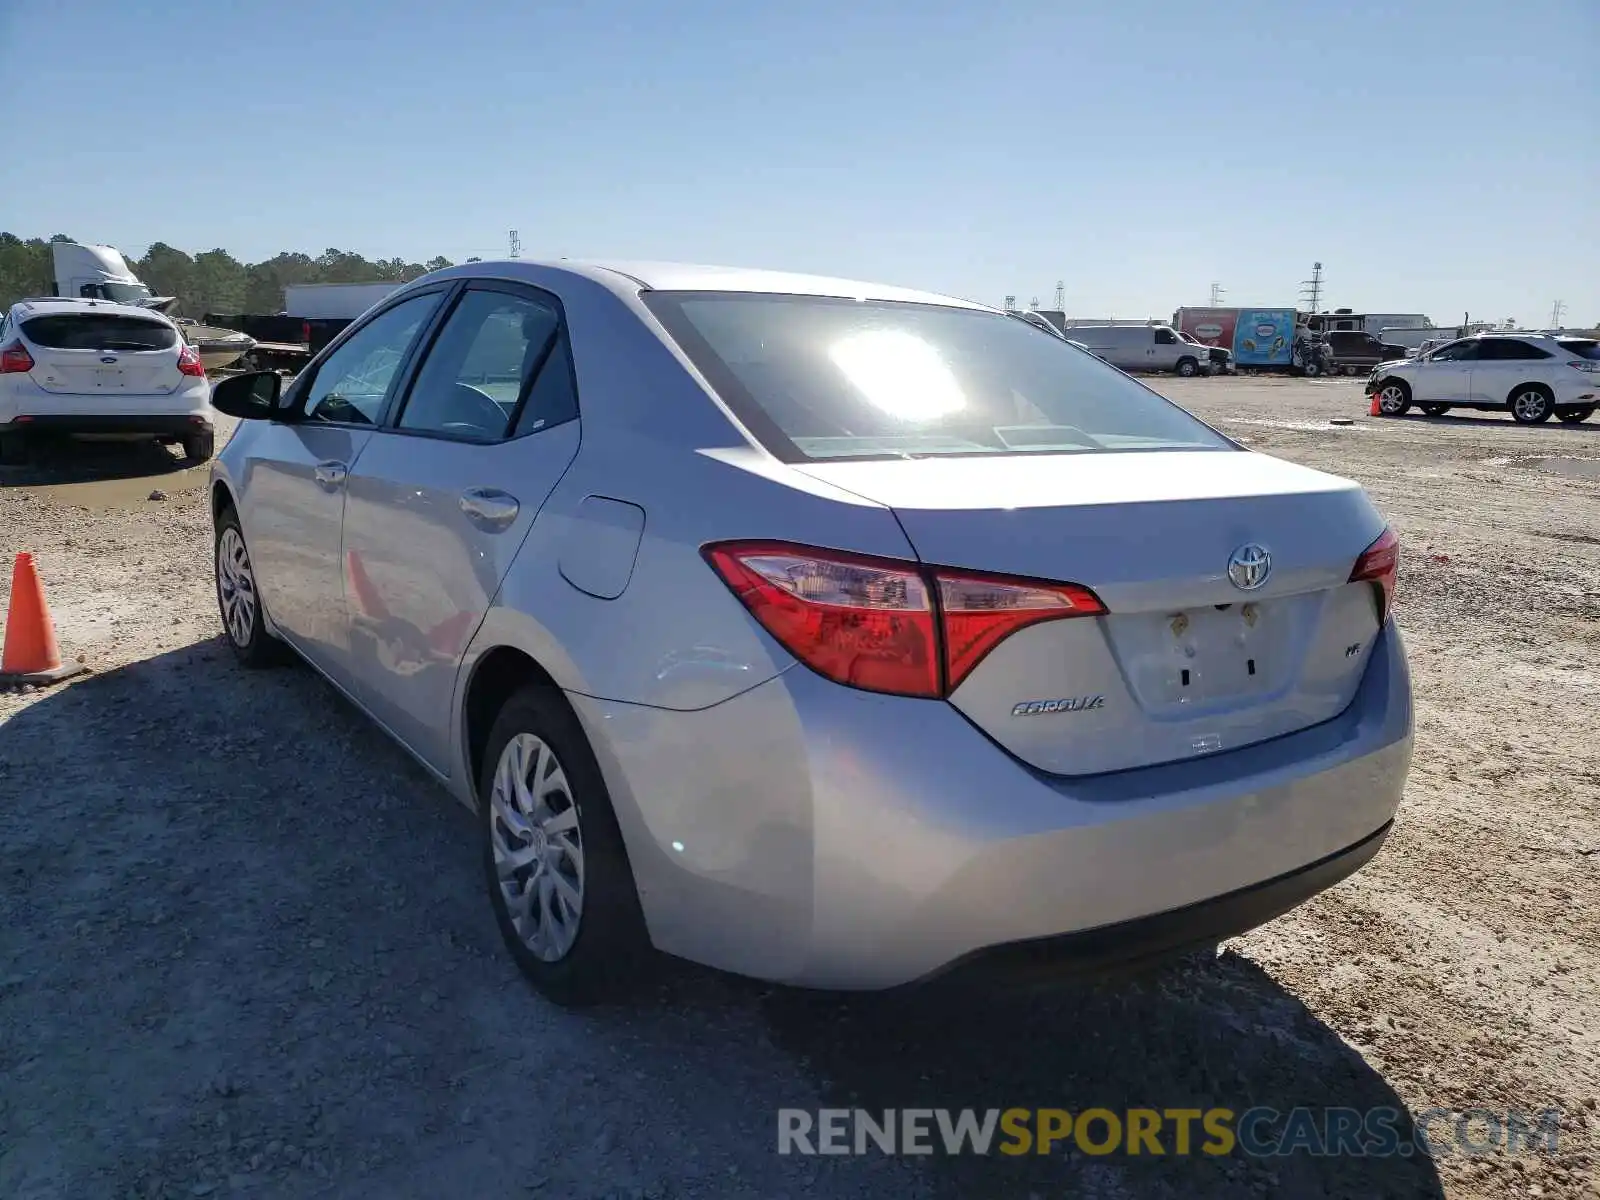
[644,293,1234,462]
[22,314,177,352]
[1557,339,1600,361]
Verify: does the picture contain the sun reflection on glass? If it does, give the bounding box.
[828,330,967,422]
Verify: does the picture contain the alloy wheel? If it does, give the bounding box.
[489,732,585,962]
[1378,384,1409,415]
[1512,390,1551,423]
[217,527,258,647]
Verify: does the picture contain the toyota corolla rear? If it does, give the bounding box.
[583,287,1412,989]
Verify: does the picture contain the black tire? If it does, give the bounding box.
[480,684,651,1006]
[183,429,216,463]
[1509,385,1554,424]
[1374,379,1412,416]
[214,506,288,667]
[1420,403,1450,417]
[1175,357,1199,378]
[1557,406,1595,424]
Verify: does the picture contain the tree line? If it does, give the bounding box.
[0,232,476,320]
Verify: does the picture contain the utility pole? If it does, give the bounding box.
[1299,262,1324,313]
[1003,294,1017,312]
[1209,282,1225,306]
[1549,299,1565,329]
[508,230,521,259]
[1029,296,1040,310]
[1054,280,1065,311]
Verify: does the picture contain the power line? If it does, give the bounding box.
[1209,282,1225,306]
[1549,299,1565,328]
[508,230,521,259]
[1054,280,1065,311]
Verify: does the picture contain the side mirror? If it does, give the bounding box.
[210,371,283,420]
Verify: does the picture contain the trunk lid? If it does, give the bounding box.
[21,312,183,397]
[794,450,1388,775]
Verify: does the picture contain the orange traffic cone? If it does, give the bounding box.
[1369,393,1382,417]
[1,552,84,684]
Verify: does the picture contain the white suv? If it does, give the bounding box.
[1367,332,1600,424]
[0,298,215,464]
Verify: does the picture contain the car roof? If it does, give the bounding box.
[8,297,174,323]
[431,258,995,312]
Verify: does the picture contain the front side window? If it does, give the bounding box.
[644,293,1234,461]
[1428,340,1480,362]
[396,287,572,440]
[301,292,442,425]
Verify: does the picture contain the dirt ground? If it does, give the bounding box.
[1,378,1596,1200]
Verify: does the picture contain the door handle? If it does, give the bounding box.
[459,487,520,531]
[314,460,348,490]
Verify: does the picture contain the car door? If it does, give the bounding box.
[1413,338,1479,402]
[338,281,583,773]
[241,289,446,681]
[1151,326,1181,370]
[1469,338,1550,406]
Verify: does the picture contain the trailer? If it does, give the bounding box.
[282,282,404,321]
[1174,306,1304,372]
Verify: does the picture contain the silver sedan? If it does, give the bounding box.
[208,260,1412,1004]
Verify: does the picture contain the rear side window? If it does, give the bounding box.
[21,314,177,351]
[1557,339,1600,360]
[1479,339,1551,360]
[645,293,1234,461]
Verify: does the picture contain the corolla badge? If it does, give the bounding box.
[1227,543,1271,591]
[1012,696,1105,717]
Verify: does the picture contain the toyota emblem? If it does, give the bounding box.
[1227,543,1271,591]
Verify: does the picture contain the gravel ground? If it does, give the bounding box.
[1,379,1596,1199]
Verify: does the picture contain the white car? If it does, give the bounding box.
[1367,332,1600,424]
[0,298,215,464]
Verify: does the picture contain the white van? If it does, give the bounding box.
[1057,324,1207,376]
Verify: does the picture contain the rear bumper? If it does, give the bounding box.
[927,819,1391,988]
[572,622,1414,989]
[0,414,211,437]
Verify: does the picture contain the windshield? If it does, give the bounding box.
[100,281,154,304]
[22,313,177,351]
[645,293,1235,462]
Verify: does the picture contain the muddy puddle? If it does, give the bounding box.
[0,442,211,510]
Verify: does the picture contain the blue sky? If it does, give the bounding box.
[2,0,1595,324]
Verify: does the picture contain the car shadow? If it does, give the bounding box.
[1392,411,1596,430]
[0,436,202,489]
[0,641,1444,1199]
[752,959,1447,1197]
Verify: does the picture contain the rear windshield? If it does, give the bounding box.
[644,293,1234,461]
[1557,339,1600,361]
[22,314,177,351]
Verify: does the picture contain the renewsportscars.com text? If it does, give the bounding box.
[777,1107,1564,1159]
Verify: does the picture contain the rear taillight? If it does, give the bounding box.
[177,345,206,376]
[1567,360,1600,374]
[1350,526,1399,623]
[704,541,1105,699]
[302,320,312,346]
[0,341,34,374]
